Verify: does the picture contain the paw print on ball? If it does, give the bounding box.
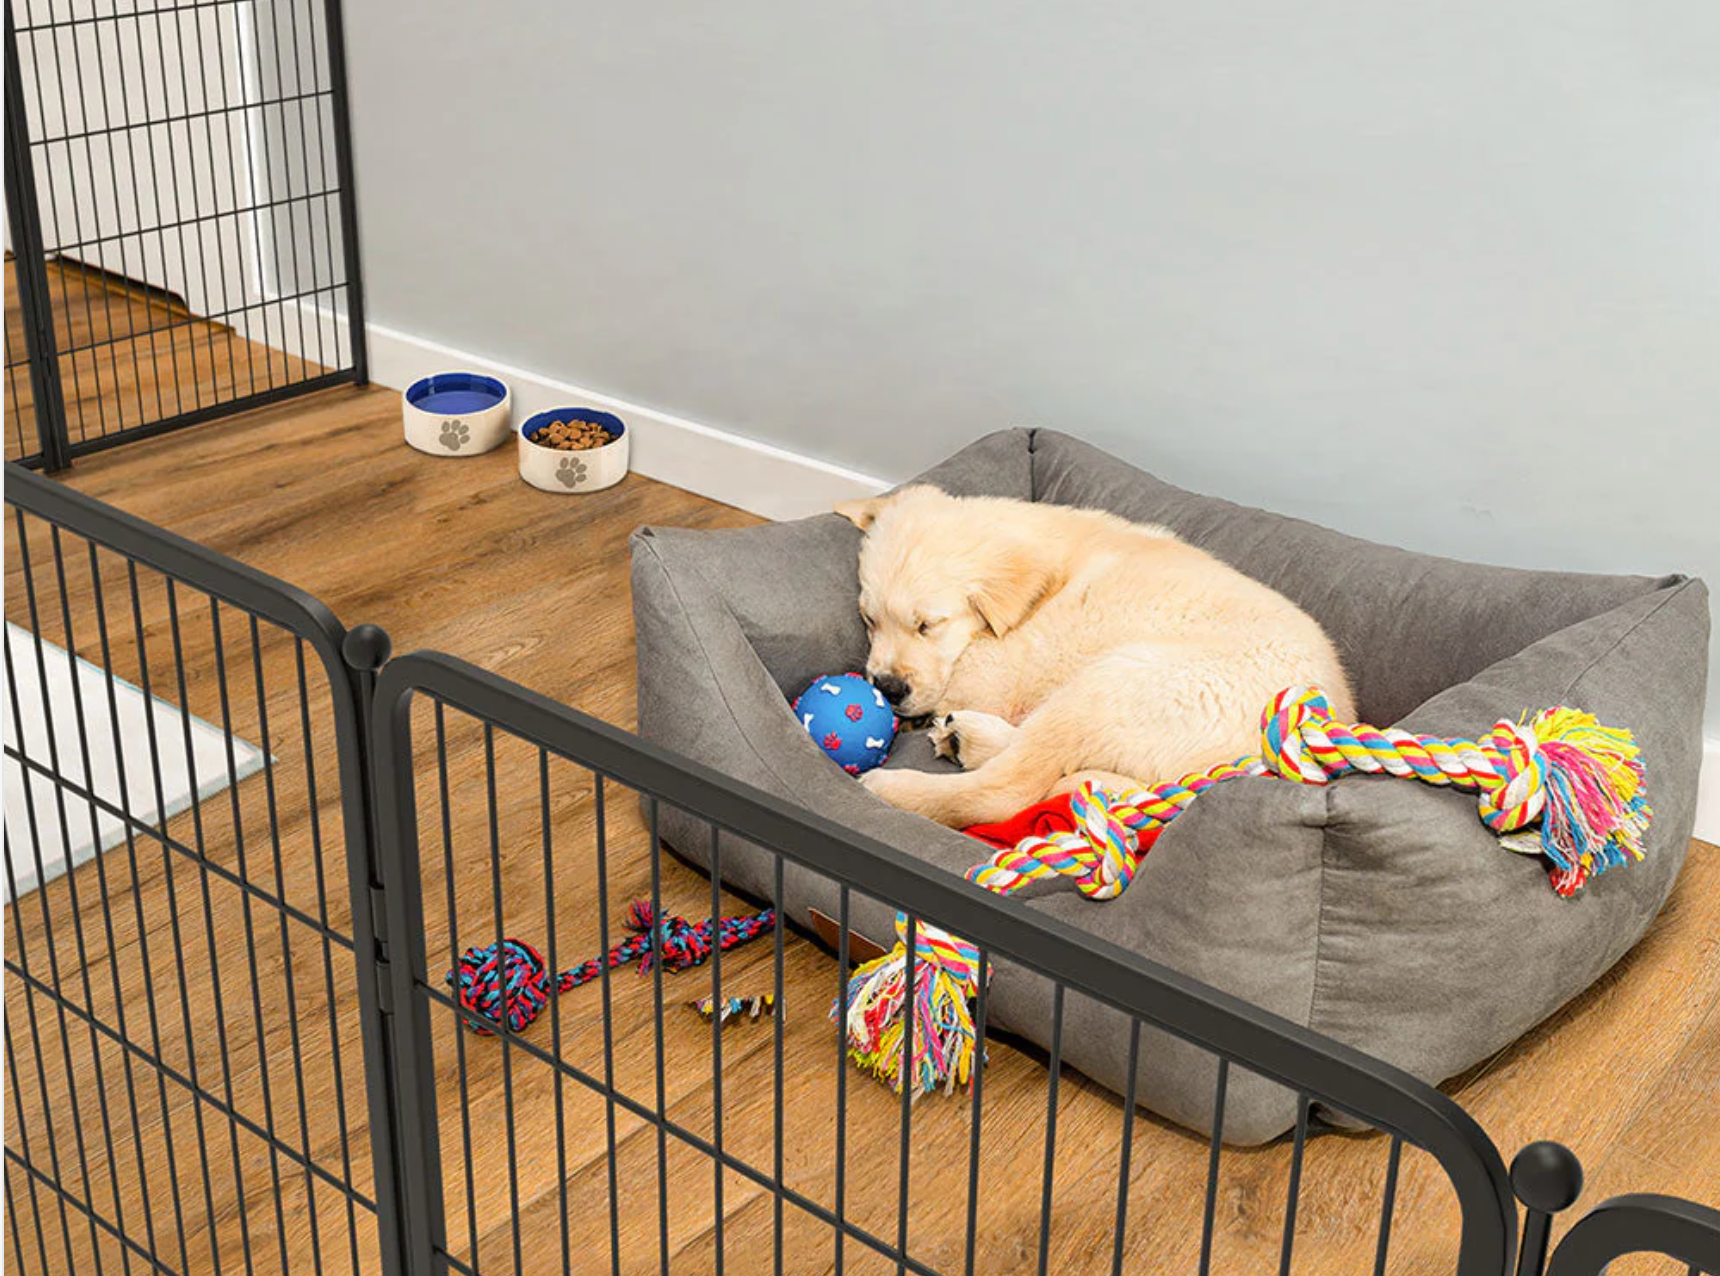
[439,420,469,451]
[845,704,864,722]
[556,456,588,488]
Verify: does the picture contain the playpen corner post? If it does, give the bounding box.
[319,0,369,386]
[332,621,415,1276]
[1511,1141,1585,1276]
[4,5,73,474]
[366,647,454,1276]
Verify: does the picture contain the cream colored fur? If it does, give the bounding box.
[834,486,1354,828]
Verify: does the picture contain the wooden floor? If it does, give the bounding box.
[3,291,1715,1275]
[4,256,328,465]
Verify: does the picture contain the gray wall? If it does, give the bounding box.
[342,0,1720,728]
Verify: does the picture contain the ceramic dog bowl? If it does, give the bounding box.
[403,372,511,455]
[518,408,629,494]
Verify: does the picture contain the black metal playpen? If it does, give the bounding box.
[4,0,365,470]
[5,467,1719,1276]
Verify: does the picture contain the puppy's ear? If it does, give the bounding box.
[833,486,934,530]
[969,551,1065,637]
[833,496,887,530]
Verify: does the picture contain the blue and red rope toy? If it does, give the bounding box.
[447,899,776,1035]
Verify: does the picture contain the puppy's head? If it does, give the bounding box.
[835,486,1062,717]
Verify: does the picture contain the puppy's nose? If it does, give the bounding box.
[873,673,909,706]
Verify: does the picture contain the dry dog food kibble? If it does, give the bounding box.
[530,419,615,451]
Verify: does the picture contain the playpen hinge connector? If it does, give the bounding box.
[373,955,395,1017]
[369,884,391,958]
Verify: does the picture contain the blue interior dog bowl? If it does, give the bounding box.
[406,372,507,416]
[402,371,512,455]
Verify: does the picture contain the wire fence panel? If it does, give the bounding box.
[370,651,1527,1276]
[7,465,1720,1276]
[3,0,366,470]
[2,466,401,1276]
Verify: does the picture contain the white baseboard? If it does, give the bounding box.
[1698,737,1720,846]
[277,300,886,521]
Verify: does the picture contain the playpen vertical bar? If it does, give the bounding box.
[297,637,365,1276]
[1198,1059,1229,1276]
[129,563,227,1276]
[31,14,117,441]
[1374,1135,1403,1276]
[1109,1018,1142,1276]
[3,13,71,472]
[593,776,623,1276]
[710,824,727,1276]
[1278,1094,1311,1276]
[483,723,526,1276]
[176,591,258,1276]
[51,529,155,1274]
[542,749,572,1276]
[1036,985,1065,1276]
[318,0,368,383]
[211,599,296,1276]
[250,615,328,1274]
[120,5,194,419]
[4,1000,60,1274]
[3,1111,43,1276]
[963,946,989,1276]
[87,545,181,1267]
[61,8,146,434]
[649,798,671,1275]
[189,0,248,397]
[434,703,479,1274]
[3,801,71,1275]
[834,885,851,1274]
[897,913,917,1274]
[772,853,785,1276]
[13,515,116,1276]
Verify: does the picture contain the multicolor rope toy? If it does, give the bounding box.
[839,686,1647,1098]
[447,900,775,1035]
[967,686,1650,902]
[834,913,986,1098]
[692,993,780,1025]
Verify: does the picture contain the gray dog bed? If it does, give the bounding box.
[630,429,1708,1143]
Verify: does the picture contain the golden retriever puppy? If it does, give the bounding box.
[835,486,1354,828]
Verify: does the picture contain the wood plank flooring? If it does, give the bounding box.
[4,256,329,465]
[4,288,1714,1275]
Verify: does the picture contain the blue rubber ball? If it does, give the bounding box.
[792,673,898,775]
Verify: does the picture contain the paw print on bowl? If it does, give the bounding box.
[555,456,588,488]
[439,420,470,452]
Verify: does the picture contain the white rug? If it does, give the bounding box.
[3,622,267,902]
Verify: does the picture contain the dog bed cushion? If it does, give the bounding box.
[630,429,1708,1143]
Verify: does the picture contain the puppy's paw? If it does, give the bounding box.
[927,710,1017,770]
[927,714,959,761]
[859,766,912,806]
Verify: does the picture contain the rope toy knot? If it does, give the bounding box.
[447,900,775,1036]
[449,938,554,1036]
[835,913,989,1096]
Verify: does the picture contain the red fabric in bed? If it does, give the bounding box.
[962,794,1079,850]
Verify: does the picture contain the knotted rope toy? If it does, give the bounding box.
[447,900,775,1035]
[967,686,1649,902]
[834,913,986,1098]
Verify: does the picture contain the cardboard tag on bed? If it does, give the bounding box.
[808,909,888,965]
